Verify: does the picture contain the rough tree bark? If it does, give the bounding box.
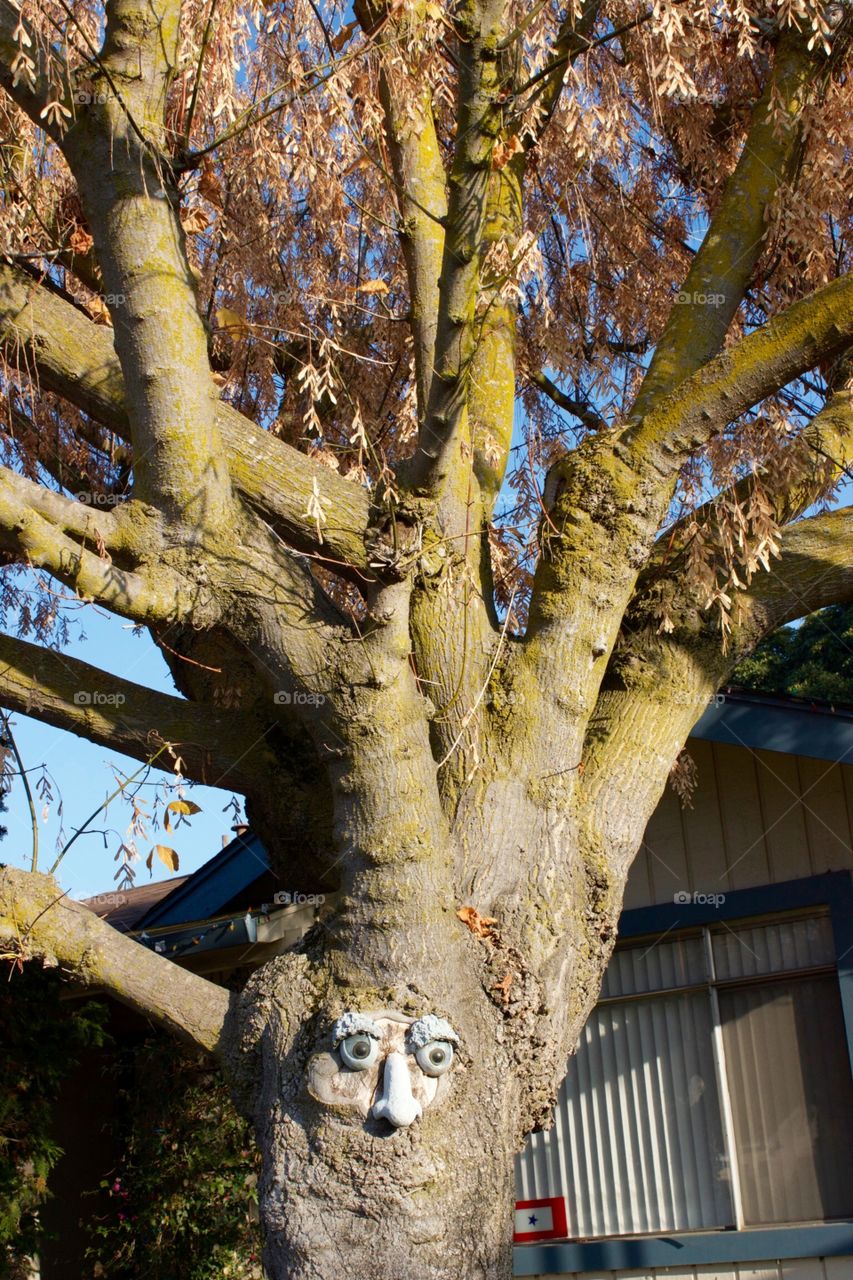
[0,0,852,1276]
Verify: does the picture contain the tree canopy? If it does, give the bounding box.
[732,603,853,703]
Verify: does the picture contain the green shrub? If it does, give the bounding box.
[732,603,853,704]
[0,965,108,1275]
[84,1037,263,1280]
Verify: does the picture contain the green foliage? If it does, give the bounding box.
[732,604,853,704]
[0,966,108,1273]
[85,1037,263,1280]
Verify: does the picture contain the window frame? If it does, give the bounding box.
[514,871,853,1277]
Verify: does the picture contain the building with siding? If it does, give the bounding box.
[60,690,853,1280]
[514,692,853,1280]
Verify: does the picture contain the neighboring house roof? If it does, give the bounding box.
[81,876,189,932]
[695,688,853,763]
[133,828,272,930]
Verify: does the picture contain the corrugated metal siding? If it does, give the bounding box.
[523,1259,853,1280]
[625,743,853,912]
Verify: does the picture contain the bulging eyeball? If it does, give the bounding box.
[332,1013,382,1071]
[408,1014,459,1078]
[415,1040,454,1076]
[339,1032,380,1071]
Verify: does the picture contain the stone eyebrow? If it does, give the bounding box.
[408,1015,459,1048]
[331,1012,382,1045]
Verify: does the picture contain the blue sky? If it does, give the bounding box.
[2,599,242,900]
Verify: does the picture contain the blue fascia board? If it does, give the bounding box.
[618,870,853,939]
[692,691,853,764]
[513,1223,853,1275]
[135,831,270,928]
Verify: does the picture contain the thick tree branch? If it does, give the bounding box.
[0,464,214,626]
[631,269,853,467]
[0,458,124,545]
[579,506,853,879]
[646,365,853,581]
[0,295,356,722]
[398,205,508,797]
[356,0,448,418]
[629,29,818,422]
[403,0,509,499]
[518,274,853,790]
[587,386,853,771]
[0,629,272,789]
[521,272,853,722]
[59,0,233,529]
[0,260,372,570]
[0,866,233,1055]
[385,82,447,419]
[442,3,603,531]
[0,261,128,429]
[465,154,524,523]
[735,505,853,636]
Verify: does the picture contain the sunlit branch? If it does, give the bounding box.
[0,865,233,1055]
[629,30,821,422]
[356,0,448,417]
[403,0,509,499]
[631,270,853,466]
[0,261,373,570]
[0,466,212,626]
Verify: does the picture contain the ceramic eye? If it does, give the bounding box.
[415,1040,454,1077]
[339,1033,379,1071]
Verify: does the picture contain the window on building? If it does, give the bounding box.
[516,910,853,1239]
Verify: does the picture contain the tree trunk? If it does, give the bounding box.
[223,789,617,1280]
[240,955,523,1280]
[260,1084,518,1279]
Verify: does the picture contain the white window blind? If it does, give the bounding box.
[515,911,853,1240]
[721,975,853,1224]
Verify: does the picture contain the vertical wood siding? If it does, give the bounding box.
[624,742,853,912]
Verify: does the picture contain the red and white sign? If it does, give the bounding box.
[513,1196,568,1242]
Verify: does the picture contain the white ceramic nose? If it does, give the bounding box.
[371,1052,422,1128]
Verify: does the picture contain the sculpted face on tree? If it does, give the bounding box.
[306,1011,460,1129]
